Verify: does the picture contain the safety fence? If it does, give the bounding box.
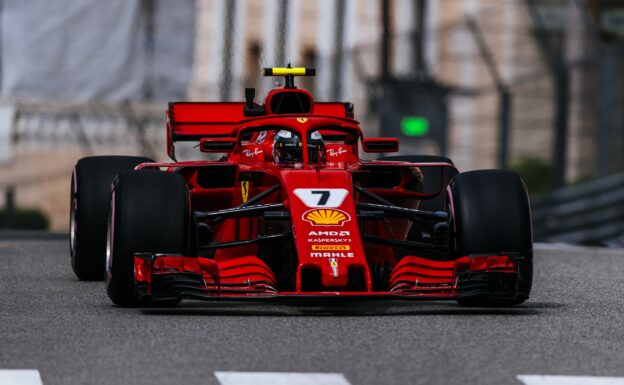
[6,100,164,158]
[531,172,624,247]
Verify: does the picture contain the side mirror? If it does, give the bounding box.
[362,138,399,153]
[200,138,237,153]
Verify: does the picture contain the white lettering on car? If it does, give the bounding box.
[243,147,263,157]
[308,230,351,236]
[310,252,355,258]
[327,147,347,157]
[307,238,352,243]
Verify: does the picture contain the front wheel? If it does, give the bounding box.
[449,170,533,307]
[106,170,189,307]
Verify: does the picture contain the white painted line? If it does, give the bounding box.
[518,375,624,385]
[214,371,351,385]
[0,370,43,385]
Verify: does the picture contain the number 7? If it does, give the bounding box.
[311,190,330,206]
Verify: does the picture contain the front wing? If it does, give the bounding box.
[134,253,524,302]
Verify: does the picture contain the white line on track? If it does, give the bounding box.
[214,371,351,385]
[518,375,624,385]
[0,370,43,385]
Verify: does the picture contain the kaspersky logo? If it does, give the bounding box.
[303,209,351,226]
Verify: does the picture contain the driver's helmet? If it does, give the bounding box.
[273,130,303,163]
[307,130,326,163]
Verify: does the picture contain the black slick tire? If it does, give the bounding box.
[70,156,154,280]
[106,170,189,307]
[449,170,533,307]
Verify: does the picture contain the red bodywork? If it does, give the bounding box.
[132,86,520,302]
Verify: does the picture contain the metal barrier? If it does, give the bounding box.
[7,99,164,158]
[531,172,624,246]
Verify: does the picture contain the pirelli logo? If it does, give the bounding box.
[311,245,350,251]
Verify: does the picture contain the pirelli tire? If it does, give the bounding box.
[449,169,533,307]
[106,170,189,307]
[70,156,154,281]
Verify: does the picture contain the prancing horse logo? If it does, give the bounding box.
[241,181,250,203]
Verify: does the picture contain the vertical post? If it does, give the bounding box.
[498,88,512,169]
[70,112,93,155]
[142,0,156,101]
[301,48,317,93]
[276,0,289,66]
[330,0,346,99]
[380,0,391,80]
[3,186,15,229]
[220,0,237,101]
[466,16,511,169]
[525,0,570,187]
[122,101,156,159]
[573,0,624,176]
[0,104,14,165]
[554,67,570,187]
[595,47,617,177]
[413,0,428,77]
[0,0,3,92]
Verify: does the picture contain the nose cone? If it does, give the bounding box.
[279,169,371,291]
[315,253,361,288]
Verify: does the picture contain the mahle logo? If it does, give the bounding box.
[303,209,351,226]
[310,252,354,258]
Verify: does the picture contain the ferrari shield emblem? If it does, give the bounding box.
[241,181,250,203]
[329,258,339,278]
[296,117,308,124]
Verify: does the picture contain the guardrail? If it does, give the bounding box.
[531,172,624,246]
[3,99,164,159]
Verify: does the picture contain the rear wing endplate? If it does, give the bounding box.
[167,102,246,160]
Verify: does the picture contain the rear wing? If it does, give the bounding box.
[166,102,245,160]
[167,102,246,141]
[166,101,353,160]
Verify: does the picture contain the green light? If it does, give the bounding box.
[401,116,429,137]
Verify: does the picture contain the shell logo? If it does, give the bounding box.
[303,209,351,226]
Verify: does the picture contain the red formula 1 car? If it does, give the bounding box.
[70,67,533,307]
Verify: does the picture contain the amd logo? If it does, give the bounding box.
[308,230,350,237]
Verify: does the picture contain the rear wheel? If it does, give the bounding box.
[449,170,533,307]
[106,170,189,307]
[70,156,154,280]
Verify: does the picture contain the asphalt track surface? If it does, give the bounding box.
[1,237,623,385]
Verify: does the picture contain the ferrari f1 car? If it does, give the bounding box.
[70,67,533,307]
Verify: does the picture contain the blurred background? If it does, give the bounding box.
[0,0,622,245]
